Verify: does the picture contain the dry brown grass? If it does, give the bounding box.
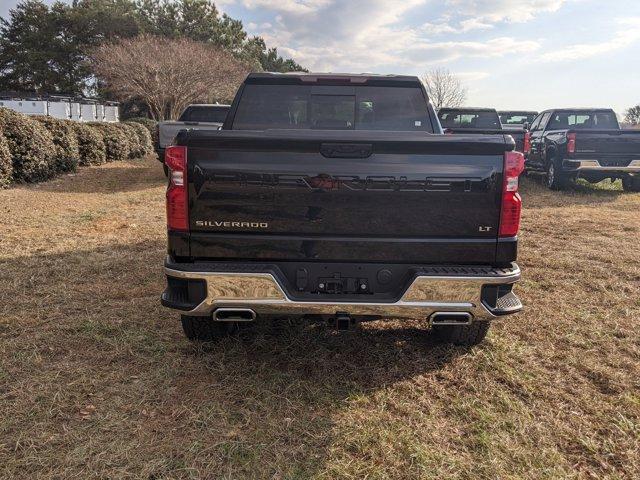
[1,158,639,479]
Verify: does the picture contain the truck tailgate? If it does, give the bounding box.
[573,129,640,157]
[159,121,222,149]
[182,130,512,264]
[446,128,524,152]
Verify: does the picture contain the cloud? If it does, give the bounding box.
[540,17,640,61]
[444,0,568,23]
[247,21,273,31]
[422,18,494,35]
[456,71,491,82]
[235,0,540,72]
[272,34,539,73]
[460,18,494,31]
[229,0,333,14]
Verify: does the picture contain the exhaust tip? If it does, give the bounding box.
[213,308,256,322]
[430,312,473,326]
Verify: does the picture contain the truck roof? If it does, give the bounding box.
[187,104,230,108]
[540,108,615,113]
[438,107,498,113]
[498,110,538,115]
[245,72,422,87]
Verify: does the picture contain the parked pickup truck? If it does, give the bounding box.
[499,111,538,130]
[160,72,524,346]
[439,107,528,154]
[156,104,230,171]
[525,108,640,190]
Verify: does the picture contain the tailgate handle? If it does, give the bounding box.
[321,143,372,158]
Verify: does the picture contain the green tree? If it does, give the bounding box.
[0,0,304,96]
[0,1,61,93]
[625,105,640,126]
[135,0,303,71]
[0,0,141,94]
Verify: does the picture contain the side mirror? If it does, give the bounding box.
[523,121,530,131]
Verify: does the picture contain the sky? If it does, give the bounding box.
[2,0,640,115]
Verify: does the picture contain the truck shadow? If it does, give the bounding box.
[185,316,467,387]
[173,311,472,477]
[2,239,472,477]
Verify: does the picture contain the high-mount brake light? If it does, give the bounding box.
[499,151,525,238]
[165,146,188,232]
[523,131,531,155]
[567,132,577,154]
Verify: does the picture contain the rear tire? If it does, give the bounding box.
[432,321,491,346]
[546,157,571,190]
[181,315,231,342]
[622,175,640,192]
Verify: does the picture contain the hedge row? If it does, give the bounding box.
[127,117,158,147]
[0,108,156,188]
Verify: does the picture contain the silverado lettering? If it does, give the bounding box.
[195,220,269,228]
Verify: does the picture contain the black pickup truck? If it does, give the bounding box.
[156,104,230,173]
[498,111,538,130]
[525,108,640,190]
[161,73,524,346]
[439,107,528,154]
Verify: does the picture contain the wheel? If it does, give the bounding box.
[181,315,232,342]
[432,321,491,346]
[545,156,571,190]
[163,163,169,177]
[622,175,640,192]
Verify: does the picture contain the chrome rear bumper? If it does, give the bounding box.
[162,263,522,322]
[564,159,640,173]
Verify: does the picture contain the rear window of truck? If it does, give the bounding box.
[231,84,433,132]
[438,111,500,129]
[547,111,619,130]
[179,106,229,123]
[499,113,536,125]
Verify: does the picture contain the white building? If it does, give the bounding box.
[0,95,119,123]
[0,98,48,116]
[104,103,120,122]
[96,104,106,122]
[70,102,82,121]
[80,102,98,122]
[47,99,72,120]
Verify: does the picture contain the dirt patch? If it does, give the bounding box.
[1,157,639,479]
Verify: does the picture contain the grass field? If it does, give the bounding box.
[1,156,639,479]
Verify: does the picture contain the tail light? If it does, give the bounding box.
[165,145,188,231]
[566,132,576,154]
[499,151,525,238]
[523,131,531,155]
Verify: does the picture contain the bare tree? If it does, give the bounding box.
[625,105,640,126]
[421,68,467,111]
[92,36,252,120]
